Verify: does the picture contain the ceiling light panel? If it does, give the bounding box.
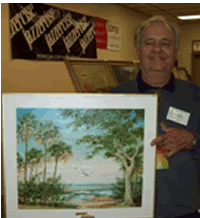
[177,15,200,20]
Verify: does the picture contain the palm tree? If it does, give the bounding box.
[33,120,61,182]
[17,112,37,184]
[27,148,44,181]
[47,141,73,182]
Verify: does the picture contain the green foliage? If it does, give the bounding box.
[17,112,37,126]
[34,120,61,144]
[47,141,72,160]
[17,152,24,169]
[18,175,71,206]
[47,201,68,208]
[47,141,73,181]
[17,112,38,144]
[60,108,145,206]
[60,109,144,132]
[60,109,144,164]
[111,175,143,201]
[120,147,143,171]
[111,177,126,200]
[27,148,44,163]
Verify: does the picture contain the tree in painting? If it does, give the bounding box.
[33,120,61,182]
[27,148,44,181]
[17,110,73,208]
[60,109,144,206]
[47,141,73,182]
[17,112,37,184]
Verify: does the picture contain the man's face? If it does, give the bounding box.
[137,22,178,78]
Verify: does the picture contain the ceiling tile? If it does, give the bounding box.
[119,3,200,24]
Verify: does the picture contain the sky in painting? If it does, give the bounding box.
[17,108,143,184]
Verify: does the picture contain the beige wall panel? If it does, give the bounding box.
[1,61,75,92]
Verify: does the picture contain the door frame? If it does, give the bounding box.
[191,40,200,83]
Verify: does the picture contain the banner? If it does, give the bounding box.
[106,21,121,50]
[9,3,97,60]
[94,17,107,49]
[94,18,121,50]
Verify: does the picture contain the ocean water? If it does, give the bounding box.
[62,183,115,202]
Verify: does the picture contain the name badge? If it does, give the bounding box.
[166,106,191,126]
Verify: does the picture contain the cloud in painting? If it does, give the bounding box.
[25,151,123,184]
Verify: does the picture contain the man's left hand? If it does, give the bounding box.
[151,122,196,158]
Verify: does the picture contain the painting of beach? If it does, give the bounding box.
[17,108,144,210]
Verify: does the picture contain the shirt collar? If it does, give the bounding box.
[137,70,175,93]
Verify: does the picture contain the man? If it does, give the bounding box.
[111,16,200,218]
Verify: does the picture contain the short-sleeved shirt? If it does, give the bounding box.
[111,71,200,218]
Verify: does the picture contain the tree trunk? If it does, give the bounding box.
[43,143,47,183]
[24,143,28,184]
[124,171,135,206]
[24,142,28,204]
[34,166,39,182]
[17,169,20,182]
[53,157,58,182]
[30,164,34,181]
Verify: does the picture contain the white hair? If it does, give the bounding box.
[134,15,180,49]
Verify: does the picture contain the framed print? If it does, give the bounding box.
[192,40,200,52]
[3,93,157,218]
[64,58,118,93]
[107,61,137,85]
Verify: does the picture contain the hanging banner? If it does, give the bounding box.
[94,18,121,51]
[94,17,107,49]
[9,3,97,60]
[106,21,121,50]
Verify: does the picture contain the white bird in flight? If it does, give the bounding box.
[72,159,93,177]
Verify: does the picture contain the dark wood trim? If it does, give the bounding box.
[106,60,134,66]
[64,58,107,63]
[191,51,200,83]
[2,93,6,218]
[63,59,82,92]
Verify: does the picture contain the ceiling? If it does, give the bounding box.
[118,3,200,24]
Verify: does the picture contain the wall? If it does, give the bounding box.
[178,22,200,75]
[1,3,146,93]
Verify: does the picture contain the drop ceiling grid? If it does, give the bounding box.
[118,3,200,24]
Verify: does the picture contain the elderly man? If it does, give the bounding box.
[111,16,200,218]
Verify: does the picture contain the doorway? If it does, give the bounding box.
[192,53,200,86]
[191,44,200,87]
